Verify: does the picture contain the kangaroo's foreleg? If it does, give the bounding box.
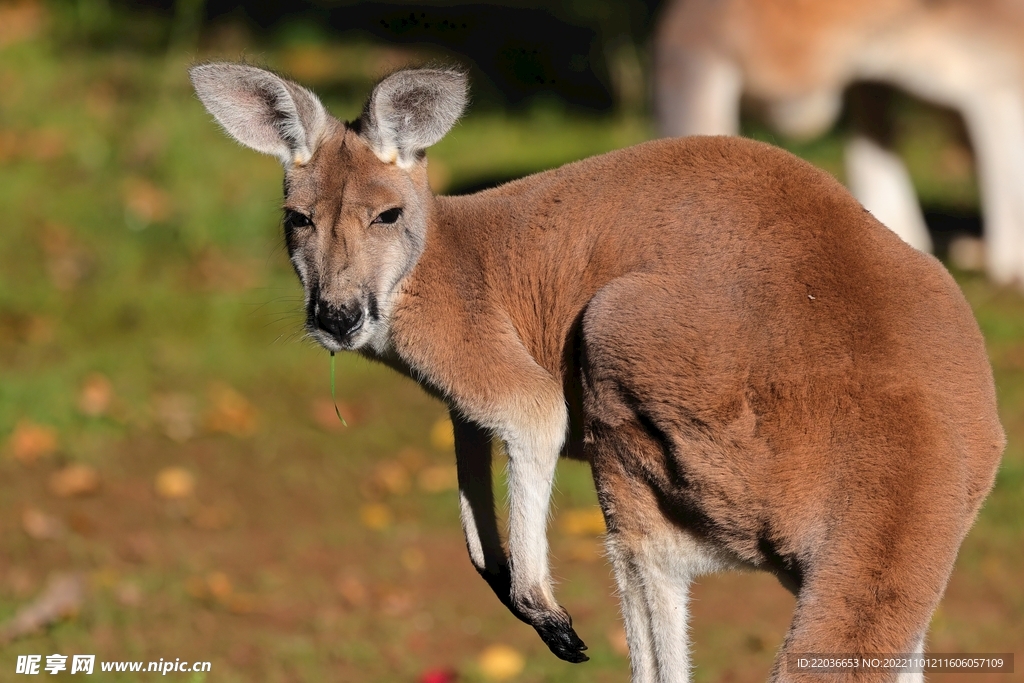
[450,340,587,663]
[500,394,589,662]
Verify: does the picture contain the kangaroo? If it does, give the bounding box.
[655,0,1024,286]
[189,63,1004,682]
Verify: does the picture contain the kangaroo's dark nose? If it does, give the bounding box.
[316,301,364,341]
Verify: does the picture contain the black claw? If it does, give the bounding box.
[534,613,589,663]
[472,564,589,663]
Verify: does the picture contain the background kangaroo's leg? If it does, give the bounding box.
[654,46,742,137]
[962,86,1024,286]
[845,83,933,253]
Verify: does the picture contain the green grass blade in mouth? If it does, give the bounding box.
[330,351,348,427]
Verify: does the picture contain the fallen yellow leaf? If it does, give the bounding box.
[154,467,195,500]
[359,503,392,531]
[380,590,414,616]
[91,568,119,591]
[115,581,143,608]
[7,420,57,464]
[396,446,426,472]
[206,571,233,602]
[0,1,45,50]
[122,176,172,225]
[336,575,368,608]
[417,464,458,493]
[48,464,100,498]
[21,507,63,540]
[0,573,84,643]
[204,383,258,437]
[400,547,426,574]
[478,644,525,681]
[152,393,196,443]
[77,373,113,417]
[372,460,411,496]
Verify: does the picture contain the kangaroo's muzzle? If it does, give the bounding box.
[315,300,364,343]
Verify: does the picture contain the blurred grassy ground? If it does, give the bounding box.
[0,7,1020,683]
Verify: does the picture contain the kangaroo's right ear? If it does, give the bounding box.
[189,63,328,167]
[360,67,468,168]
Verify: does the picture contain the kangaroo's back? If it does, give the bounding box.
[442,134,999,430]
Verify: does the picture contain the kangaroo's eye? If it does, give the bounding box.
[284,209,313,232]
[372,207,403,225]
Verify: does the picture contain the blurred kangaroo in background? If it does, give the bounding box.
[190,63,1004,682]
[655,0,1024,286]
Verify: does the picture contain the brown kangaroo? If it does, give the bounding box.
[190,63,1004,682]
[655,0,1024,286]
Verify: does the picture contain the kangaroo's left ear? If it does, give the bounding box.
[189,62,329,167]
[360,67,468,168]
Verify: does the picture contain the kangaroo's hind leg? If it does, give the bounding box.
[768,451,971,683]
[770,570,932,683]
[580,276,744,683]
[590,418,730,683]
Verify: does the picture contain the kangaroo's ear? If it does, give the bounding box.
[360,67,468,168]
[189,63,329,167]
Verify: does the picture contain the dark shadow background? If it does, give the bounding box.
[69,0,661,111]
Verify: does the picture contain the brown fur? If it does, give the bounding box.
[298,130,1001,679]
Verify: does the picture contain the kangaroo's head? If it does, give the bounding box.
[189,63,467,353]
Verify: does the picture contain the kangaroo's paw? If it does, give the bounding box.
[532,609,589,663]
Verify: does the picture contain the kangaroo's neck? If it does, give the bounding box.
[371,187,575,427]
[382,183,635,401]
